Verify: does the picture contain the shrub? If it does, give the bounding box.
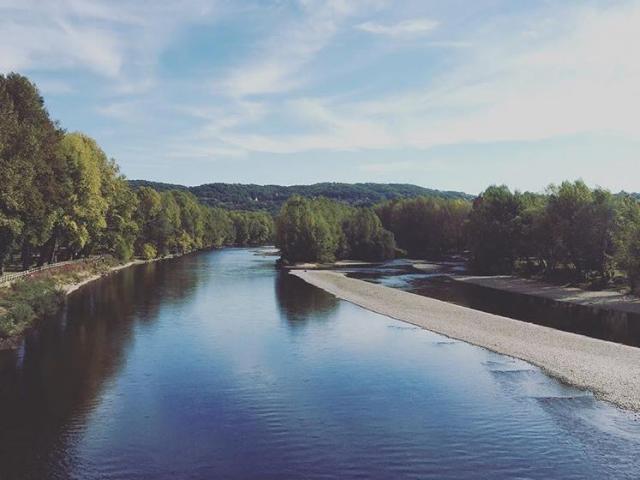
[0,278,64,337]
[0,303,35,337]
[141,243,158,260]
[114,237,134,262]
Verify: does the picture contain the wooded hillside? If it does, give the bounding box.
[129,180,473,213]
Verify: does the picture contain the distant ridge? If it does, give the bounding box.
[128,180,474,213]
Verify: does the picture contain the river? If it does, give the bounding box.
[0,248,639,479]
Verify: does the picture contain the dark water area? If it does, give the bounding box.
[1,249,639,479]
[345,260,640,348]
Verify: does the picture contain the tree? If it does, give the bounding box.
[276,196,394,263]
[42,133,111,262]
[467,186,523,274]
[134,187,163,257]
[343,208,395,261]
[376,197,470,258]
[276,196,338,263]
[0,73,64,269]
[545,181,617,279]
[103,175,139,261]
[614,195,640,292]
[229,211,274,246]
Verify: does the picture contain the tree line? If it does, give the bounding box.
[0,73,273,274]
[276,196,395,264]
[130,180,472,214]
[467,182,640,288]
[276,183,640,292]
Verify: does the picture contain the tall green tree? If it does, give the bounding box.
[614,195,640,291]
[276,196,394,263]
[376,197,470,258]
[0,73,64,269]
[467,186,523,274]
[343,208,395,261]
[40,133,111,262]
[276,196,338,263]
[545,181,617,279]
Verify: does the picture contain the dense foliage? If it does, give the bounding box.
[0,278,63,337]
[467,182,640,288]
[276,182,640,293]
[376,197,471,258]
[0,73,274,275]
[3,73,640,298]
[130,180,473,214]
[276,196,396,263]
[0,257,119,337]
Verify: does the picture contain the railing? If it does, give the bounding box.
[0,256,103,285]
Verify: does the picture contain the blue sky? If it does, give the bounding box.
[1,0,639,193]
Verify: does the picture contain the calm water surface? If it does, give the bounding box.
[1,249,639,479]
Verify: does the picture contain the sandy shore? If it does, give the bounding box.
[452,275,640,314]
[284,260,376,270]
[292,270,640,412]
[61,258,148,294]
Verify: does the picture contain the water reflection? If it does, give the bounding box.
[274,272,339,328]
[0,256,203,479]
[0,249,639,480]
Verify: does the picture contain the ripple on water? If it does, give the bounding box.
[1,249,640,480]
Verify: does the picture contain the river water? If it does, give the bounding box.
[0,248,639,479]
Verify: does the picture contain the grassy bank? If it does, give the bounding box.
[0,257,123,345]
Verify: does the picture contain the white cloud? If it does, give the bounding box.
[216,0,386,97]
[0,21,123,76]
[356,18,439,37]
[96,100,139,119]
[213,2,640,155]
[0,0,218,79]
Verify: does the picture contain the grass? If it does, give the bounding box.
[0,256,121,338]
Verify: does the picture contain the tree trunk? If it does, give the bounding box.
[38,235,58,266]
[21,243,33,271]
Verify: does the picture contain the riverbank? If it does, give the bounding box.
[0,254,179,350]
[292,270,640,412]
[451,275,640,314]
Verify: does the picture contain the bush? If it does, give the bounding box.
[141,243,158,260]
[0,278,63,337]
[0,313,16,337]
[0,303,35,337]
[9,302,35,327]
[114,237,134,262]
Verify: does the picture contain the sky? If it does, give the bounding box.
[1,0,639,194]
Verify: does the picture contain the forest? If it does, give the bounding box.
[0,73,273,275]
[3,73,640,294]
[130,180,472,213]
[276,183,640,292]
[276,196,396,264]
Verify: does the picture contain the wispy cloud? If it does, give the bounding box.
[216,0,385,98]
[0,0,218,79]
[355,18,439,37]
[2,0,637,190]
[212,2,640,155]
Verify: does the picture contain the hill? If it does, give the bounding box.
[128,181,473,213]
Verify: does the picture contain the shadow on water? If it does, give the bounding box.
[0,257,202,479]
[274,272,339,329]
